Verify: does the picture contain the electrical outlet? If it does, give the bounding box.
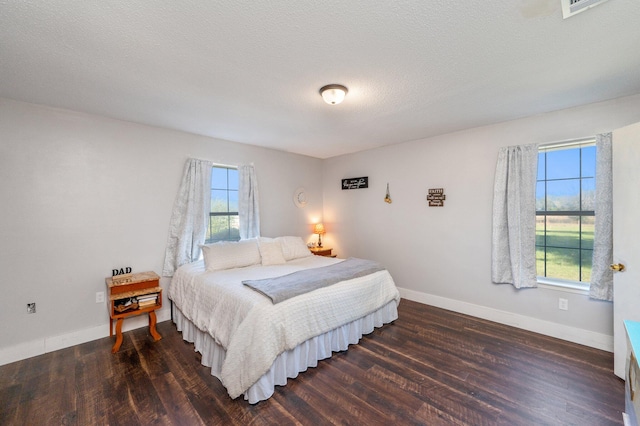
[27,303,36,314]
[558,298,569,311]
[96,291,105,304]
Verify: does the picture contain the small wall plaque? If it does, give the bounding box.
[427,188,446,207]
[342,176,368,190]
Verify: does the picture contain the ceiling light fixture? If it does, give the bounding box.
[319,84,348,105]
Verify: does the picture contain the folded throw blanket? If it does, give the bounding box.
[243,257,385,304]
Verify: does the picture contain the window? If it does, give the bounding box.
[536,140,596,286]
[206,166,239,243]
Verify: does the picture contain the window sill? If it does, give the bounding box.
[537,277,589,295]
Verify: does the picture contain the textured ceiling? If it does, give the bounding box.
[1,1,640,159]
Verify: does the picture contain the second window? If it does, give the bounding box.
[536,140,596,284]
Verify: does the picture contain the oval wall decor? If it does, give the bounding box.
[293,187,307,208]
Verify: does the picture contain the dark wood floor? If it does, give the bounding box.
[0,299,624,425]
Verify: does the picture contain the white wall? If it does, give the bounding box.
[3,93,640,365]
[322,93,640,350]
[0,98,323,364]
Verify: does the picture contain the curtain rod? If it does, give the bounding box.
[538,136,596,150]
[188,157,238,169]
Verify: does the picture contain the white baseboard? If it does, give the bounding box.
[398,287,613,352]
[2,292,613,366]
[0,309,171,366]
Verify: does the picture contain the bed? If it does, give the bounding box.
[168,236,400,403]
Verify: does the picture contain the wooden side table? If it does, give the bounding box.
[106,271,162,353]
[310,247,336,257]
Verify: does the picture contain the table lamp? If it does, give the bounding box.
[313,223,325,248]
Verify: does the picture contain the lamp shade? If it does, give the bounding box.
[313,223,325,235]
[319,84,348,105]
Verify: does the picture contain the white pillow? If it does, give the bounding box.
[257,237,286,266]
[276,236,313,261]
[201,239,261,271]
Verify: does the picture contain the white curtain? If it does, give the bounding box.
[238,164,260,239]
[491,144,539,289]
[589,132,613,301]
[162,158,212,277]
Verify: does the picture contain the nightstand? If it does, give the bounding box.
[310,247,336,257]
[106,271,162,353]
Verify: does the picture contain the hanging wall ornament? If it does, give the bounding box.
[384,183,392,204]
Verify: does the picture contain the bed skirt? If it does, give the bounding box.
[172,300,398,404]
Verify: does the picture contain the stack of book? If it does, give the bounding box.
[137,294,158,308]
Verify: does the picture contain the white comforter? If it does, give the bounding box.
[168,256,400,399]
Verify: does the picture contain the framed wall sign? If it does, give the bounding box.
[427,188,446,206]
[342,176,368,190]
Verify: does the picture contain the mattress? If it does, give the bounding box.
[168,256,400,402]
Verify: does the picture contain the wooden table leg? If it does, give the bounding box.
[148,311,162,342]
[112,318,124,353]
